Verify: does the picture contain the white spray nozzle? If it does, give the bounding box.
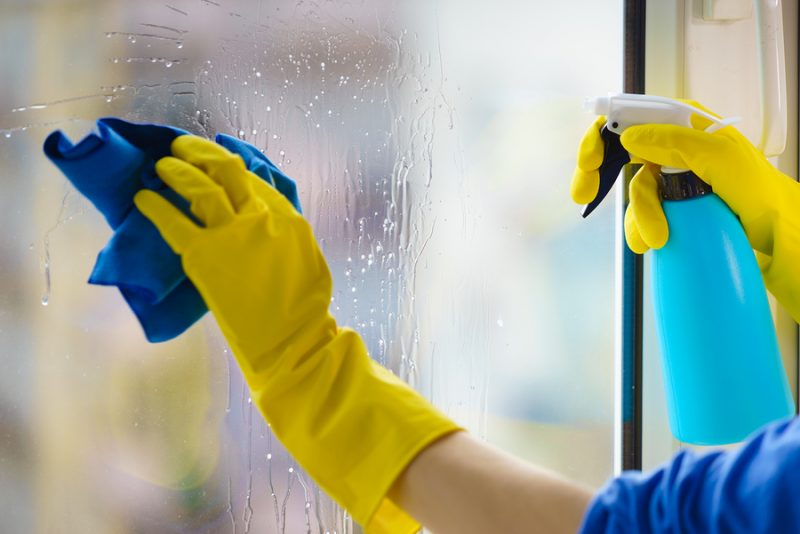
[587,93,739,135]
[584,96,611,115]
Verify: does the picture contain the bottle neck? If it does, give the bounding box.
[659,170,713,201]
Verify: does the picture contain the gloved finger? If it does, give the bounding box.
[170,136,261,214]
[571,116,607,204]
[249,178,299,218]
[571,167,599,205]
[576,116,607,171]
[629,164,668,249]
[155,157,236,226]
[624,205,649,254]
[620,124,732,183]
[134,190,200,254]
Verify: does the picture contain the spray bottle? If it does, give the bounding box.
[583,93,794,445]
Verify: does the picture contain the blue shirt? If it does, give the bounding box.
[581,416,800,533]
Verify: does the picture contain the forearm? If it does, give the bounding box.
[388,431,593,534]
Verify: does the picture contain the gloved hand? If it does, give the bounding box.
[134,136,461,534]
[571,115,665,252]
[571,104,800,322]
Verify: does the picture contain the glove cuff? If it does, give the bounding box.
[252,327,462,533]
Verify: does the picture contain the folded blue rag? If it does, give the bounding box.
[43,118,301,342]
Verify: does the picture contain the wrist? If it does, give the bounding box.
[250,328,462,532]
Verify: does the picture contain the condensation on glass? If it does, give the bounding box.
[0,0,620,532]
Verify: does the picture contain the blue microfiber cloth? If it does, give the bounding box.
[43,118,301,342]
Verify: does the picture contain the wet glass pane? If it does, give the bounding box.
[1,0,621,531]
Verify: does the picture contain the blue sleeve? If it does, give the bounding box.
[580,416,800,533]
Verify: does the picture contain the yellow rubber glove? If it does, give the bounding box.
[572,104,800,322]
[133,135,461,534]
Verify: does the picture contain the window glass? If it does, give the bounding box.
[0,0,621,531]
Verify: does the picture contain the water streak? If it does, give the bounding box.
[105,31,182,42]
[41,187,73,307]
[279,463,296,533]
[295,473,314,534]
[163,5,189,16]
[109,57,187,66]
[141,22,188,33]
[266,432,281,531]
[11,94,114,113]
[227,476,236,533]
[243,401,254,533]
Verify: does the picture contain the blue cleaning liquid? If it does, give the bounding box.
[651,192,794,445]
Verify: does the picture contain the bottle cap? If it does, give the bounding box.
[659,170,713,201]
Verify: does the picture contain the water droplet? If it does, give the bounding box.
[497,318,504,328]
[165,61,173,68]
[3,132,11,139]
[176,42,184,49]
[267,453,272,460]
[266,105,271,112]
[41,295,49,306]
[255,71,262,78]
[288,467,294,473]
[105,96,113,103]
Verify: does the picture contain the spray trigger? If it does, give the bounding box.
[580,93,740,218]
[581,125,629,218]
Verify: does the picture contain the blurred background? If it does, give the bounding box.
[0,0,620,532]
